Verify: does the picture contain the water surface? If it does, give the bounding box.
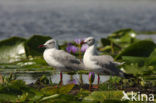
[2,72,110,85]
[0,0,156,40]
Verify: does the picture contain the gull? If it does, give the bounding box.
[39,39,85,86]
[83,37,126,88]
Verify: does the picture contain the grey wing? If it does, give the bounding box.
[52,50,85,71]
[92,55,125,77]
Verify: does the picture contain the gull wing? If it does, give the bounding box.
[92,55,124,77]
[51,50,85,71]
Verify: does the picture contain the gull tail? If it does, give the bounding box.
[119,70,135,79]
[114,62,125,66]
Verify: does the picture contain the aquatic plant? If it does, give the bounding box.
[66,38,88,55]
[89,72,95,91]
[66,43,78,54]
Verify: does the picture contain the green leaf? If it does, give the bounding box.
[116,40,156,59]
[41,84,75,96]
[16,92,28,102]
[122,56,147,66]
[0,94,17,102]
[41,86,59,95]
[59,84,75,94]
[0,37,26,63]
[40,94,60,102]
[24,35,52,57]
[83,91,123,102]
[108,29,138,48]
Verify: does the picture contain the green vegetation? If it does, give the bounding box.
[24,35,52,57]
[0,29,156,103]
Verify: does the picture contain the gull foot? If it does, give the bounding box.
[92,85,99,89]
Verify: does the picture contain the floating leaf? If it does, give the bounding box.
[16,92,28,102]
[59,84,75,94]
[24,35,51,57]
[83,91,123,102]
[116,40,156,59]
[122,56,147,66]
[108,28,137,48]
[0,37,26,63]
[40,94,59,102]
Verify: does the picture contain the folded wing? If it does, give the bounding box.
[52,50,85,71]
[92,55,125,77]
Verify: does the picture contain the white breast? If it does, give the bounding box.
[43,49,64,68]
[83,45,101,70]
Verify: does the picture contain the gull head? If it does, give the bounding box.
[39,39,58,49]
[84,37,95,46]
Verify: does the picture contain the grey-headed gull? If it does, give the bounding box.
[39,39,85,85]
[83,37,125,88]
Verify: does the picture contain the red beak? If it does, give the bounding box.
[81,41,85,45]
[38,45,45,48]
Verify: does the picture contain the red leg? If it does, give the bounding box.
[59,72,63,86]
[93,74,100,89]
[98,74,100,86]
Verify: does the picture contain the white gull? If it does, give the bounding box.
[40,39,85,85]
[83,37,126,87]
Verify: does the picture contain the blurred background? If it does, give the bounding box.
[0,0,156,41]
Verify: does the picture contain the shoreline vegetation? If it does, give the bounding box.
[0,28,156,103]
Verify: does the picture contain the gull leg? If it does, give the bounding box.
[59,72,63,86]
[98,74,100,86]
[93,74,100,89]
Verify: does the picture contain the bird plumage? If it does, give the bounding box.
[43,39,85,72]
[83,37,125,78]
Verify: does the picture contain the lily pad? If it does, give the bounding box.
[122,56,147,66]
[83,91,123,102]
[116,40,156,59]
[146,49,156,67]
[100,38,121,53]
[41,84,75,96]
[24,35,51,57]
[108,29,138,48]
[0,37,26,63]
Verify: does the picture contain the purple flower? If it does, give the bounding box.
[66,43,78,54]
[71,46,78,53]
[81,44,88,52]
[66,43,72,53]
[74,38,83,45]
[74,39,81,45]
[89,72,95,83]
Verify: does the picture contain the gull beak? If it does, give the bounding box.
[81,40,86,45]
[38,45,45,48]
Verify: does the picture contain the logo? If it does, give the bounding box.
[121,91,154,102]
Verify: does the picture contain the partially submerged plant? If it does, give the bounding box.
[88,72,95,91]
[66,38,88,58]
[66,38,88,85]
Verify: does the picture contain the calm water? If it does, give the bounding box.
[1,72,110,85]
[0,0,156,40]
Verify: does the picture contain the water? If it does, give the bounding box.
[1,72,110,85]
[0,0,156,41]
[137,34,156,43]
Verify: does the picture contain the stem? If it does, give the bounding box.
[89,82,92,91]
[111,41,114,54]
[78,44,83,85]
[78,44,81,60]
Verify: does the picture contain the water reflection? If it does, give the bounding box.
[2,72,110,85]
